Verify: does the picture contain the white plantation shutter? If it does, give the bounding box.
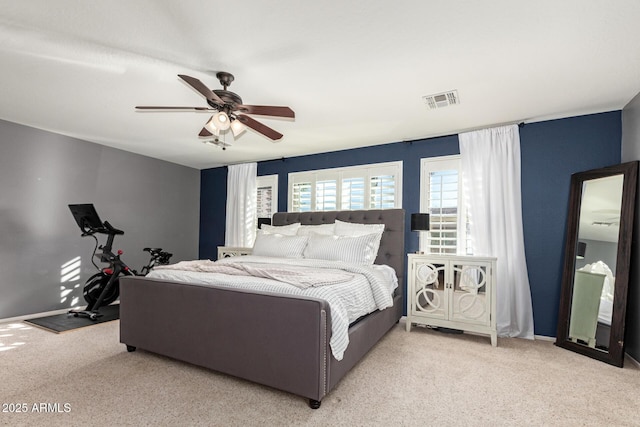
[428,169,458,254]
[342,177,365,210]
[256,186,273,218]
[370,174,396,209]
[288,161,402,212]
[292,181,312,212]
[420,156,469,255]
[256,174,278,222]
[316,179,337,211]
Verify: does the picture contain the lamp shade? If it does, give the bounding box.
[411,213,430,231]
[204,117,220,135]
[212,111,231,130]
[257,217,272,229]
[576,241,587,259]
[230,119,246,137]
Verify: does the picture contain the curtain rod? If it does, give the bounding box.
[401,119,528,144]
[218,121,530,167]
[221,157,286,169]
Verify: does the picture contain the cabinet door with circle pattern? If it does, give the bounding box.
[411,260,447,320]
[450,260,491,325]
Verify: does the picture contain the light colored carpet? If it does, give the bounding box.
[1,319,639,427]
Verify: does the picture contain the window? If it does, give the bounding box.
[256,175,278,220]
[420,155,470,255]
[342,177,365,210]
[370,174,396,209]
[315,179,337,211]
[291,181,312,212]
[288,161,402,212]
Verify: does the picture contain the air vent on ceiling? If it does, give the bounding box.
[423,90,460,109]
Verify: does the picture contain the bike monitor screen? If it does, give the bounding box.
[69,204,104,232]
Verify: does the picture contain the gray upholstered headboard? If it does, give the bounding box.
[272,209,406,292]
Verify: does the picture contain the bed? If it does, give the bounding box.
[119,209,405,408]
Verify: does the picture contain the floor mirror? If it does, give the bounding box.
[555,161,638,367]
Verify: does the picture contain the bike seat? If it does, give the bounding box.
[144,247,163,253]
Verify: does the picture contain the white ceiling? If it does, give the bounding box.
[579,174,624,243]
[1,1,640,170]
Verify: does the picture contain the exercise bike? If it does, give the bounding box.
[68,204,172,320]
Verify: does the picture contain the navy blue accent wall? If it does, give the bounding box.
[199,166,228,259]
[200,111,622,337]
[519,111,621,337]
[258,134,460,255]
[202,135,461,259]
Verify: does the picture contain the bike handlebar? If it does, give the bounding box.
[81,220,124,237]
[103,221,124,236]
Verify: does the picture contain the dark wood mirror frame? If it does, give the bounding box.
[555,161,638,367]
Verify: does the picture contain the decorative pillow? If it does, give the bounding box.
[296,223,336,236]
[252,233,309,258]
[334,219,385,236]
[260,222,301,236]
[334,220,384,260]
[303,232,382,265]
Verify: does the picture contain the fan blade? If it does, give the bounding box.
[236,105,295,118]
[178,74,225,105]
[136,106,212,111]
[237,114,283,140]
[199,127,213,137]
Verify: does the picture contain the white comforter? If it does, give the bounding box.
[147,256,398,360]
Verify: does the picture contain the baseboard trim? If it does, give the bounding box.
[534,334,555,342]
[626,353,640,368]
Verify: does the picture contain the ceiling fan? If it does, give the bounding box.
[136,72,295,141]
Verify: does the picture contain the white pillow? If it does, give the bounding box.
[334,220,384,261]
[303,232,381,265]
[252,233,309,258]
[296,223,336,236]
[260,222,301,236]
[334,219,385,236]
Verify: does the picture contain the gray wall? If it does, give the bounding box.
[622,91,640,361]
[574,238,618,272]
[0,120,200,319]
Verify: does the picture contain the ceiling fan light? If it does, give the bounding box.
[212,111,231,130]
[231,120,246,137]
[204,117,220,135]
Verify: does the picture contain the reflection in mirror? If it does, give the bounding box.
[556,161,638,368]
[569,174,623,352]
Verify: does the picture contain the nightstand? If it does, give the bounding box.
[217,246,252,259]
[406,253,497,346]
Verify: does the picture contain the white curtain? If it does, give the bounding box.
[459,125,534,339]
[225,162,257,247]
